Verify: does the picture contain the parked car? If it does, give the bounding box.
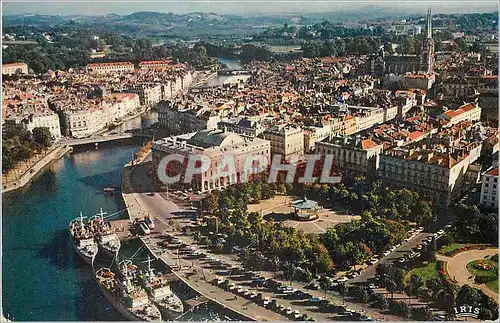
[337,276,348,283]
[308,297,323,303]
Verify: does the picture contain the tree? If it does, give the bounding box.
[425,277,443,301]
[411,306,433,320]
[409,274,423,303]
[32,127,53,148]
[412,200,434,227]
[386,280,397,300]
[2,153,13,173]
[338,282,347,304]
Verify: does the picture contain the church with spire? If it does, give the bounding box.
[368,8,435,76]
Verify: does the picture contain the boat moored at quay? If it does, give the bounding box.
[69,212,98,264]
[95,267,162,321]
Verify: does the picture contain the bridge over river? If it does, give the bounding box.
[58,133,134,147]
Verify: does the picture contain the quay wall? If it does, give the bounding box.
[2,146,72,194]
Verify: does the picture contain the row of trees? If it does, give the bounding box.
[3,127,53,173]
[256,22,384,42]
[304,177,435,227]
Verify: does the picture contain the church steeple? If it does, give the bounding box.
[426,7,433,39]
[419,7,435,73]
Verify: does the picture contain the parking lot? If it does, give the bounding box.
[147,231,382,321]
[351,228,448,283]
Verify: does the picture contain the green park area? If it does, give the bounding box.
[466,258,498,292]
[439,243,467,254]
[406,261,439,284]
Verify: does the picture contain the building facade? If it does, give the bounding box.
[261,124,304,161]
[86,62,135,74]
[152,129,271,192]
[3,112,61,139]
[437,103,481,127]
[125,84,162,106]
[378,141,483,206]
[3,62,29,75]
[315,136,383,179]
[480,167,498,209]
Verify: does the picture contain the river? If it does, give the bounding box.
[2,113,238,321]
[195,58,245,88]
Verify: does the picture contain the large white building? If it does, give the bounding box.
[437,103,482,127]
[158,102,221,135]
[63,109,106,138]
[152,129,271,192]
[2,62,29,76]
[378,141,483,206]
[103,93,140,119]
[4,112,61,139]
[315,136,383,180]
[125,84,162,106]
[480,167,498,209]
[86,62,134,74]
[261,124,304,161]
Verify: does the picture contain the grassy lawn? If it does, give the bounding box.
[439,243,467,254]
[467,259,498,292]
[406,261,439,283]
[486,280,498,292]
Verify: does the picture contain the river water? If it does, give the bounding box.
[2,112,238,321]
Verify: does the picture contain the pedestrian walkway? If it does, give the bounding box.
[437,248,498,302]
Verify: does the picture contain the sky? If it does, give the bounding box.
[2,0,498,16]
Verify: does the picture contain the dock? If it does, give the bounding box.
[109,219,134,241]
[185,296,209,309]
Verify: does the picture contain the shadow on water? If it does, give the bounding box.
[38,229,73,271]
[77,169,123,191]
[76,267,126,321]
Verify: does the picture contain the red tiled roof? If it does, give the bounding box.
[139,60,174,65]
[444,103,477,118]
[408,131,425,141]
[87,62,134,68]
[361,139,379,150]
[487,167,499,176]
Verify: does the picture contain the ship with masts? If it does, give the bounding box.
[90,208,121,258]
[69,212,98,264]
[141,257,184,319]
[95,266,162,321]
[69,208,122,263]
